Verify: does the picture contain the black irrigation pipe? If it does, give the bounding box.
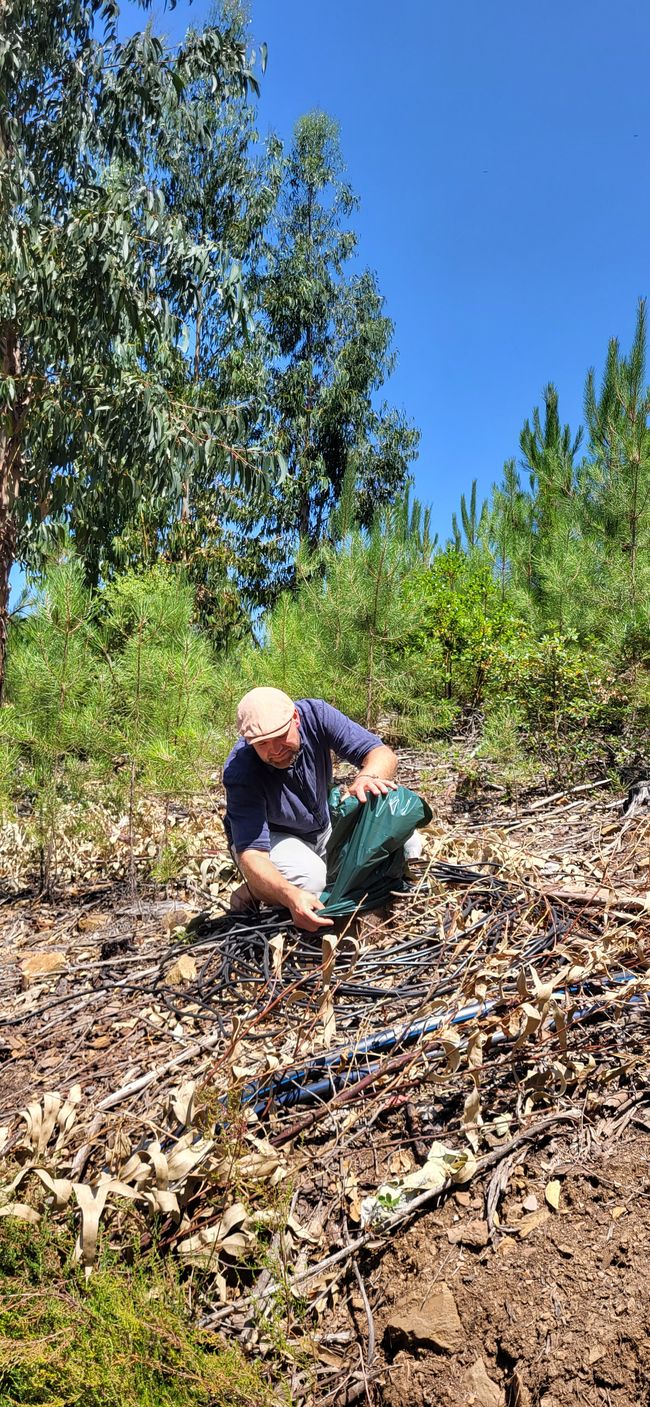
[153,897,573,1030]
[0,863,635,1035]
[245,970,649,1121]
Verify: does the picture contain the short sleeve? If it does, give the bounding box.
[313,701,383,768]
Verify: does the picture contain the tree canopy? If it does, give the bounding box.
[0,0,276,688]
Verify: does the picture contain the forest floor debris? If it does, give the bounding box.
[1,756,650,1405]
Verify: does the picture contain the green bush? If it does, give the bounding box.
[393,546,525,729]
[488,633,628,779]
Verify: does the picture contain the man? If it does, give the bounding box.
[224,687,398,932]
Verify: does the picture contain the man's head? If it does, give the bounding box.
[236,687,301,768]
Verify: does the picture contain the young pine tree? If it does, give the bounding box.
[584,298,650,661]
[102,568,219,890]
[1,558,106,892]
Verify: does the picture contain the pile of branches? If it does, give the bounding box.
[1,793,650,1402]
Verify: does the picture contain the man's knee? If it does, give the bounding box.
[268,834,327,895]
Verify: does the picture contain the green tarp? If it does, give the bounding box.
[319,784,433,917]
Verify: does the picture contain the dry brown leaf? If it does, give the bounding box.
[545,1179,561,1212]
[518,1208,550,1238]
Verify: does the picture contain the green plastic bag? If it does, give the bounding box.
[320,784,433,917]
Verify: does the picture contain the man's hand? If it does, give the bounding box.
[289,891,334,932]
[237,849,333,932]
[342,744,398,804]
[346,773,398,804]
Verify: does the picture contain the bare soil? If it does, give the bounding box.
[360,1132,650,1407]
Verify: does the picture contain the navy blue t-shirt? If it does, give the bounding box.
[224,698,383,854]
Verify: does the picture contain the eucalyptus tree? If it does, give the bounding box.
[144,3,284,645]
[0,0,276,693]
[258,110,419,599]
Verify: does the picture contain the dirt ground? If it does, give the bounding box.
[334,1128,650,1407]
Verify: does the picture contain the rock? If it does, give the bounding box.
[447,1217,489,1248]
[164,953,197,985]
[20,952,66,987]
[163,907,192,933]
[522,1193,538,1212]
[588,1344,607,1365]
[384,1281,463,1355]
[465,1356,505,1406]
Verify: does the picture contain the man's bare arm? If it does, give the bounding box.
[347,744,398,802]
[237,848,333,932]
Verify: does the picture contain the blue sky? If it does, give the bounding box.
[126,0,649,536]
[10,0,649,606]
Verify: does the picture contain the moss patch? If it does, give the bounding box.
[0,1220,282,1407]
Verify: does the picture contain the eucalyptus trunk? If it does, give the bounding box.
[0,322,23,700]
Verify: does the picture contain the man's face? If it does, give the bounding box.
[252,710,301,768]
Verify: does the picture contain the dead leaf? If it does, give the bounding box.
[0,1202,41,1224]
[518,1208,550,1239]
[545,1179,561,1212]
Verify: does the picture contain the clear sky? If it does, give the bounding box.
[10,0,649,608]
[126,0,650,536]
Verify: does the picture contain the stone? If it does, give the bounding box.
[588,1344,607,1365]
[164,953,197,985]
[163,907,192,933]
[20,952,66,987]
[384,1281,463,1355]
[447,1217,489,1248]
[465,1356,505,1406]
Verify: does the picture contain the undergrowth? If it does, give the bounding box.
[0,1218,282,1407]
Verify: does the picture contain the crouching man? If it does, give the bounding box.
[224,687,398,932]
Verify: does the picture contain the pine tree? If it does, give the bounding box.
[519,382,583,601]
[451,479,489,552]
[215,489,438,740]
[490,458,533,601]
[102,567,219,891]
[1,557,106,891]
[584,298,650,657]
